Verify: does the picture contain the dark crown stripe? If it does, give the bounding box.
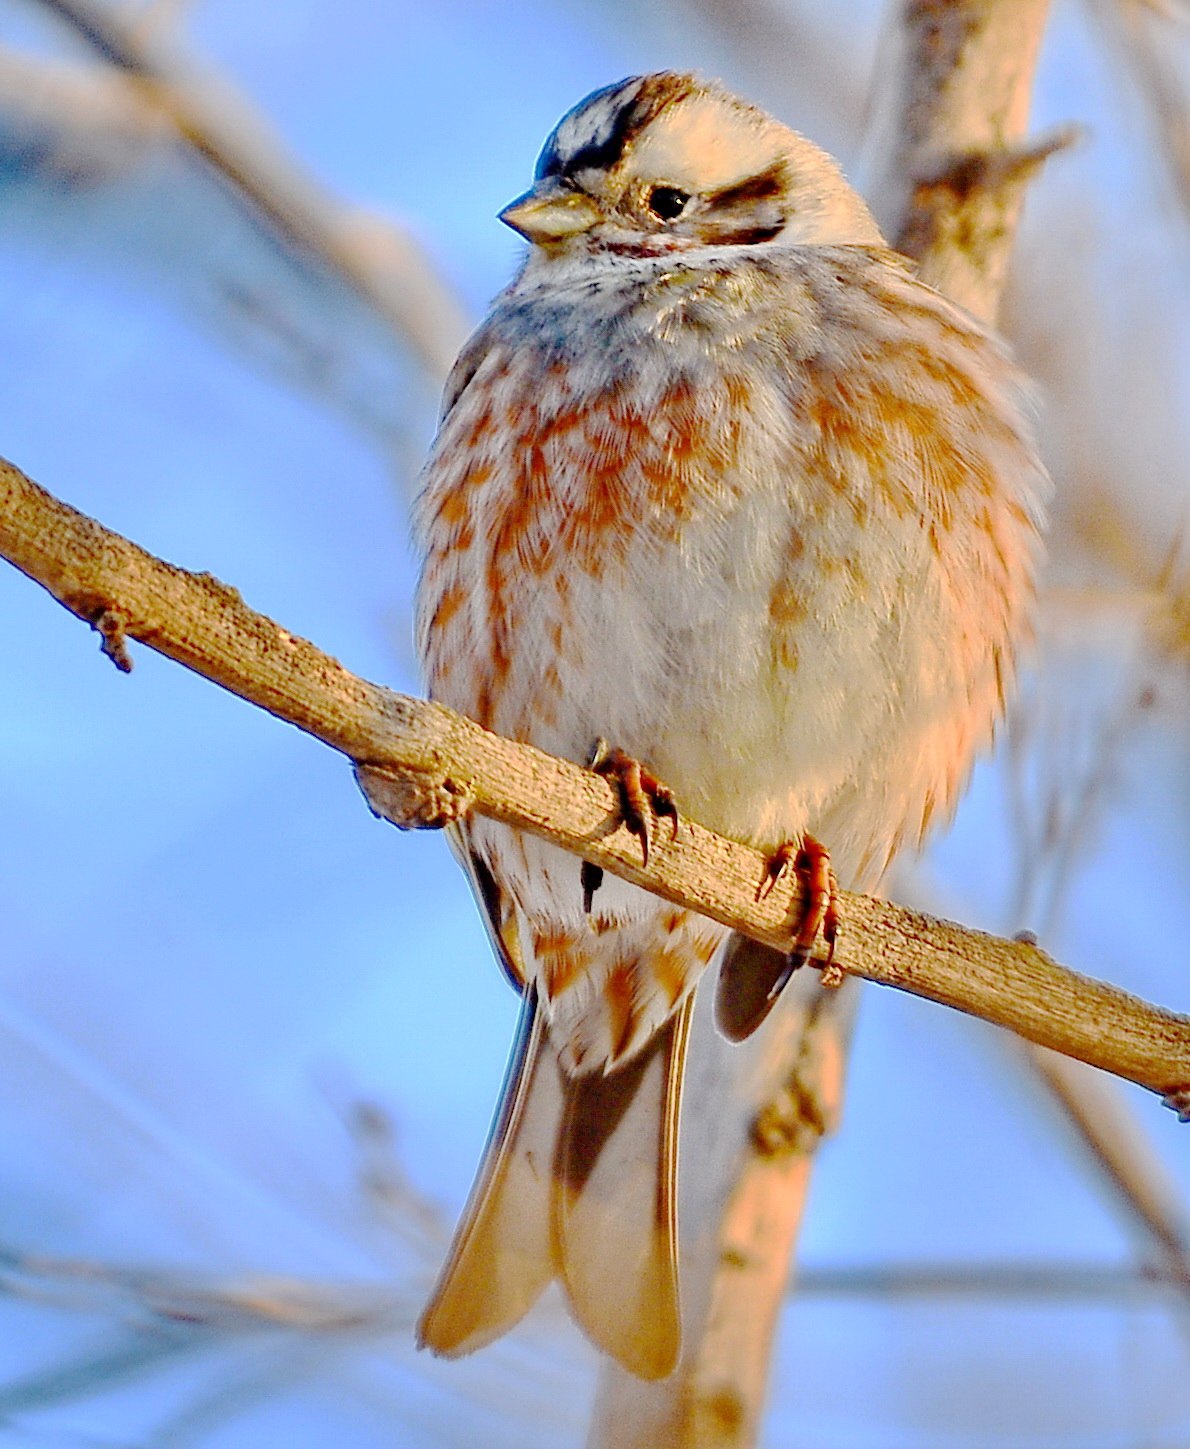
[535,77,640,179]
[537,72,697,181]
[563,92,646,176]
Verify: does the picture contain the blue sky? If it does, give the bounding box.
[0,1,1188,1444]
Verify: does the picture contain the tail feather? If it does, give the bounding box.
[555,994,693,1380]
[418,986,694,1379]
[418,989,561,1356]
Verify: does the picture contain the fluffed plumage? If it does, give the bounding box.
[414,72,1048,1378]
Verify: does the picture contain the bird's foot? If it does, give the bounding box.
[582,740,679,911]
[756,833,843,993]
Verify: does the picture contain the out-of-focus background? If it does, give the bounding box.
[0,1,1187,1444]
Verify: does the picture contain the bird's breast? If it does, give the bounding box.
[416,249,1044,886]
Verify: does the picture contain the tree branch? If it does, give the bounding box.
[3,451,1188,1107]
[0,48,170,182]
[861,0,1071,318]
[589,12,1083,1441]
[1025,1045,1190,1280]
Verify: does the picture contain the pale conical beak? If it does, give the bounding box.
[499,181,602,243]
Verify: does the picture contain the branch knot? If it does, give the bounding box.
[354,761,474,830]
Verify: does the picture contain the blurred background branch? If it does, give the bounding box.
[592,2,1063,1443]
[1089,0,1190,223]
[33,0,469,381]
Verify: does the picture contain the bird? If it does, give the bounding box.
[413,71,1048,1380]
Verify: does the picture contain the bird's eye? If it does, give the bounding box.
[647,186,691,221]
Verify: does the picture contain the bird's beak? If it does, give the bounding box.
[499,181,601,244]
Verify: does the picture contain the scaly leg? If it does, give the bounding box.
[756,833,843,998]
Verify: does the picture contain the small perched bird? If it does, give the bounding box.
[414,72,1047,1379]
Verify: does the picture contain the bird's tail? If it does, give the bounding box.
[417,985,694,1380]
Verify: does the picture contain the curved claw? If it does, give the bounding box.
[581,861,604,915]
[588,742,680,874]
[756,834,843,994]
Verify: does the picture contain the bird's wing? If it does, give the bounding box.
[445,822,527,990]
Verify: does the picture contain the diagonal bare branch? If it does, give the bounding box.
[2,451,1188,1106]
[1027,1046,1190,1279]
[1002,594,1190,1288]
[0,46,169,179]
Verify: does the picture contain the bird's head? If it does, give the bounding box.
[500,72,883,261]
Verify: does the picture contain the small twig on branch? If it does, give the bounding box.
[2,450,1188,1105]
[94,607,133,673]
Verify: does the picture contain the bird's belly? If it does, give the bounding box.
[420,326,1027,901]
[498,483,950,887]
